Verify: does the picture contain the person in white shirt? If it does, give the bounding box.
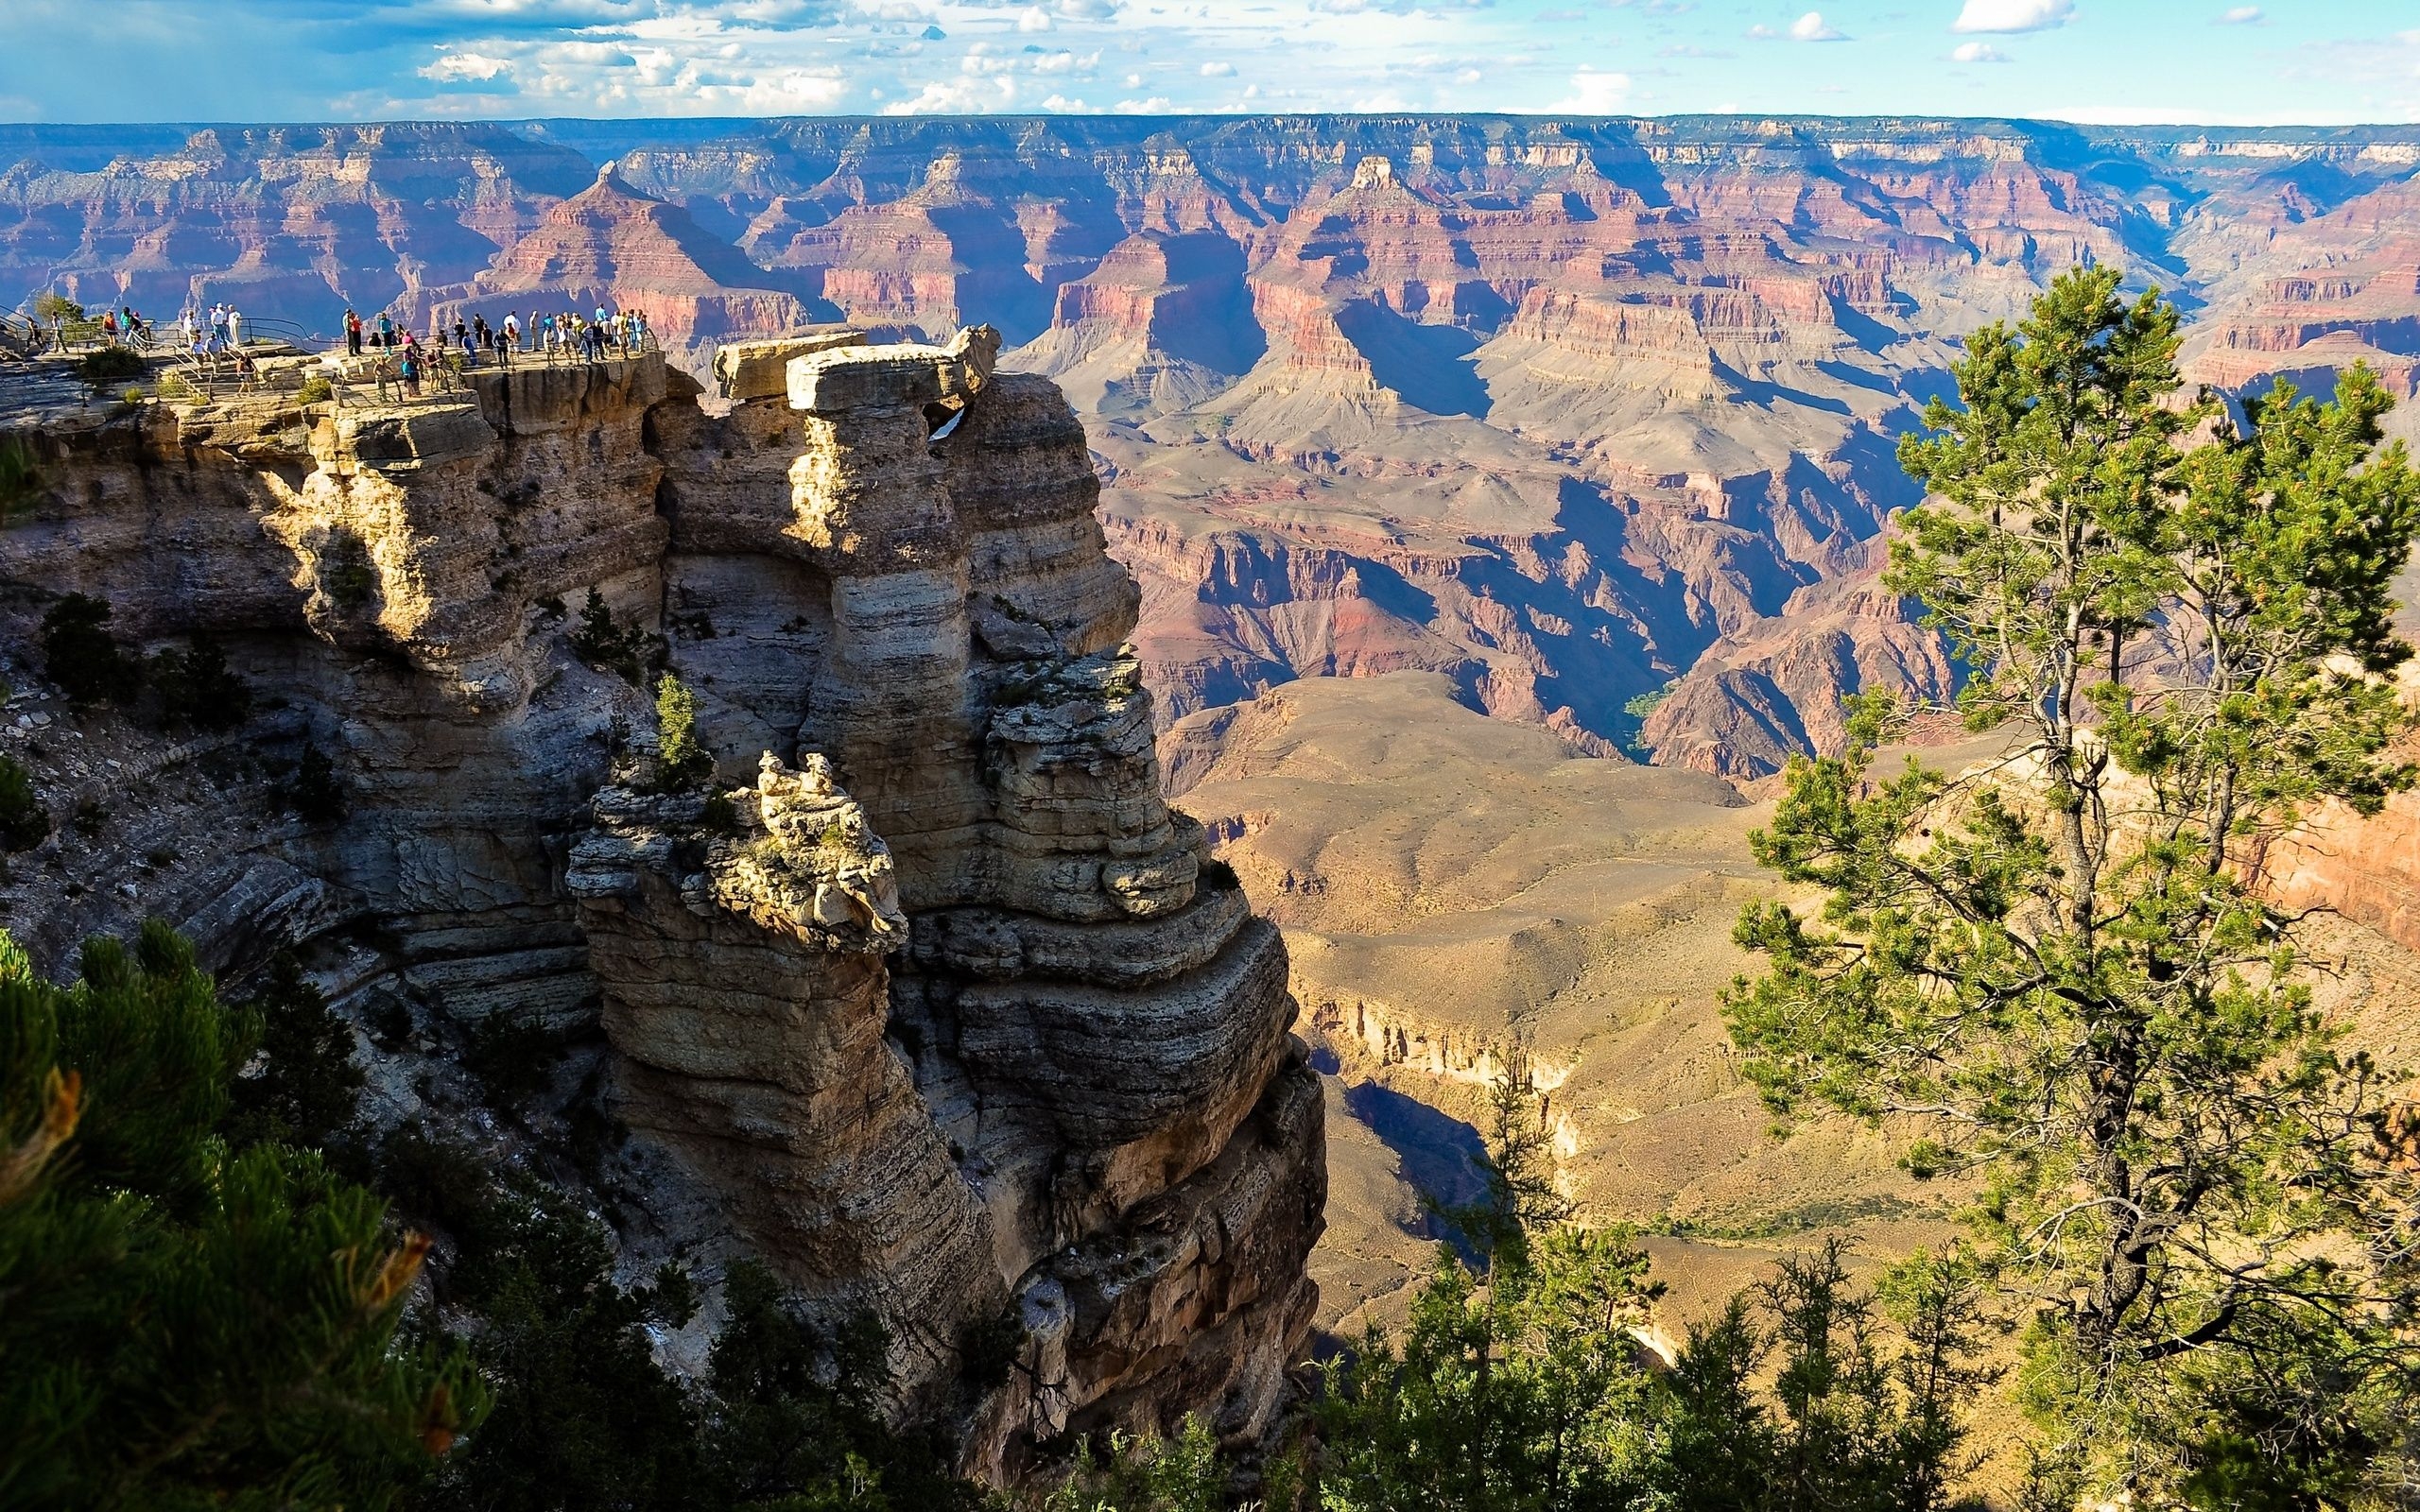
[226,306,243,348]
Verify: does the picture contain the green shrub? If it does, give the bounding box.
[654,673,711,791]
[224,953,365,1153]
[76,346,144,387]
[0,755,47,851]
[298,372,335,404]
[0,437,43,526]
[149,634,251,732]
[40,593,143,708]
[32,292,81,324]
[289,742,347,826]
[567,587,655,684]
[0,922,485,1506]
[119,385,145,404]
[462,1015,566,1109]
[157,370,197,402]
[320,530,378,610]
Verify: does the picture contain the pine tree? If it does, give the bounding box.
[41,593,143,709]
[1722,266,2420,1503]
[654,672,711,791]
[0,923,482,1509]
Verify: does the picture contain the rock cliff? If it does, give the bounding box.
[0,333,1321,1480]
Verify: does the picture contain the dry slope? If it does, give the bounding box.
[1165,672,1952,1330]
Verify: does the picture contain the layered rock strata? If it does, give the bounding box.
[0,331,1320,1480]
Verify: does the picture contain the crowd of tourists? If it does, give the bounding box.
[341,303,650,369]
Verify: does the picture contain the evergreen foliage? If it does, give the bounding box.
[290,743,347,826]
[225,952,365,1152]
[1053,1062,1987,1512]
[148,634,251,733]
[1721,266,2420,1504]
[76,346,144,388]
[0,923,482,1510]
[0,436,44,526]
[0,753,47,852]
[320,531,378,610]
[569,588,657,685]
[399,1143,988,1512]
[1044,1418,1225,1512]
[654,672,711,791]
[41,593,143,709]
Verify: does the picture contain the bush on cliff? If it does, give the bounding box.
[0,923,484,1509]
[225,951,365,1153]
[41,593,144,709]
[0,755,46,852]
[391,1131,988,1512]
[654,672,712,791]
[75,345,145,389]
[147,633,251,733]
[289,742,348,826]
[0,436,44,526]
[570,587,657,685]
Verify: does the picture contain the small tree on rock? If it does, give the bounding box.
[655,673,711,791]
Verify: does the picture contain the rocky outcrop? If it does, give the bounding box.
[0,329,1320,1482]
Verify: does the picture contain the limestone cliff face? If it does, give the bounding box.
[0,333,1321,1480]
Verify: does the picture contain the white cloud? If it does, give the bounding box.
[1951,0,2073,33]
[421,51,513,82]
[1015,6,1053,31]
[1789,10,1846,41]
[1559,66,1631,111]
[1951,41,2009,61]
[1199,60,1234,76]
[1113,94,1173,112]
[2216,5,2261,21]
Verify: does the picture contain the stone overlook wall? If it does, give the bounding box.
[0,334,1322,1480]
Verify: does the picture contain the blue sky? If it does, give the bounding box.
[0,0,2414,125]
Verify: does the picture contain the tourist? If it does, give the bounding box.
[503,310,521,351]
[227,305,242,349]
[345,308,363,357]
[400,346,420,398]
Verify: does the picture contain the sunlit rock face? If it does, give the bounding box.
[0,332,1322,1483]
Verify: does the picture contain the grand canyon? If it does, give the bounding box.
[8,111,2420,1500]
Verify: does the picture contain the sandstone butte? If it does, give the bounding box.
[9,117,2420,783]
[0,332,1321,1482]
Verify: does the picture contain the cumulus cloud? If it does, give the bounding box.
[421,50,513,81]
[1951,41,2008,61]
[1750,11,1844,41]
[1559,66,1631,111]
[1951,0,2073,33]
[1199,60,1235,76]
[2216,5,2262,21]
